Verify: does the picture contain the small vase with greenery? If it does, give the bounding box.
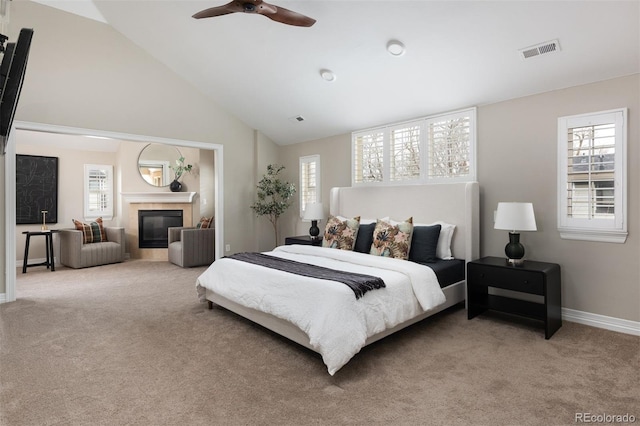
[250,164,296,246]
[169,156,193,192]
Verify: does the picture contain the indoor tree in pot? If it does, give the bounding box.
[250,164,296,247]
[169,156,193,192]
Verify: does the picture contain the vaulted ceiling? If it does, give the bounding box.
[32,1,640,145]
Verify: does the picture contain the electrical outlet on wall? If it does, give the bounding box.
[225,244,231,252]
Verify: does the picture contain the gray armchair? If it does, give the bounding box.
[59,227,126,269]
[168,227,215,267]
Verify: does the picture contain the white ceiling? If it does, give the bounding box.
[31,1,640,145]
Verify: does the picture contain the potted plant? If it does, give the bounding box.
[169,156,193,192]
[250,164,296,246]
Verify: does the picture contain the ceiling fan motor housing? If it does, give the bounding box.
[242,3,256,12]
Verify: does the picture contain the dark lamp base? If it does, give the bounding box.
[505,232,525,266]
[309,220,320,239]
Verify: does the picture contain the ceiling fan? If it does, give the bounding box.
[193,0,316,27]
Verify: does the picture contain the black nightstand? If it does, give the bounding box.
[467,256,562,339]
[284,235,323,246]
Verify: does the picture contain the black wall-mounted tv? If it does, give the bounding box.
[0,28,34,155]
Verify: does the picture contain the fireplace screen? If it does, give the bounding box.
[138,210,183,249]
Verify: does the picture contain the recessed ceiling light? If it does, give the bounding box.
[320,69,336,82]
[387,40,405,56]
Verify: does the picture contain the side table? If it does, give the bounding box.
[467,256,562,339]
[22,230,59,273]
[284,235,323,246]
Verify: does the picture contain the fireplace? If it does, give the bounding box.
[138,210,183,249]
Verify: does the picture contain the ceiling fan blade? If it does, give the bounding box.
[193,0,315,27]
[192,1,242,19]
[262,5,316,27]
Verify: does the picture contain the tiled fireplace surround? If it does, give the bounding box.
[121,192,197,261]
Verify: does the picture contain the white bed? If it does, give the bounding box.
[196,182,479,375]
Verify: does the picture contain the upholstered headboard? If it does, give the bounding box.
[329,182,479,262]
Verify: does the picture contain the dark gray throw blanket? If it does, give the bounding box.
[226,252,385,299]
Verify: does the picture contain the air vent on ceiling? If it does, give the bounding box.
[288,115,305,123]
[518,39,560,60]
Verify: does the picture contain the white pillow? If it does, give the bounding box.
[415,221,456,260]
[358,218,378,225]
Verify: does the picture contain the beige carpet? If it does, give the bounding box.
[1,260,638,426]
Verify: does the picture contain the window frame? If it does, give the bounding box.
[299,155,321,219]
[557,108,627,243]
[84,164,114,220]
[351,107,477,186]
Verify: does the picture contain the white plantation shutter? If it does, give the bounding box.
[390,123,421,182]
[353,129,385,184]
[84,164,113,220]
[352,108,476,186]
[558,109,627,243]
[300,155,320,218]
[566,122,615,219]
[426,112,473,181]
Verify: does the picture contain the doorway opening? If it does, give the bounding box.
[4,121,224,302]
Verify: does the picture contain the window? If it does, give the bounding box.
[426,110,473,181]
[557,108,627,243]
[353,129,384,183]
[84,164,114,220]
[299,155,320,218]
[390,123,421,182]
[352,108,476,185]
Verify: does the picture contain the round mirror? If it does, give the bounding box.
[138,143,181,187]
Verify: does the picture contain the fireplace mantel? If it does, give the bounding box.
[121,192,197,204]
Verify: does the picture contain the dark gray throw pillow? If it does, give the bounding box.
[353,222,376,253]
[409,224,442,263]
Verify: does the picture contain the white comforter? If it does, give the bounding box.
[196,245,446,375]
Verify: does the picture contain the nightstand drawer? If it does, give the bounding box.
[468,265,544,295]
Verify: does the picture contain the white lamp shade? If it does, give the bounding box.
[494,202,537,232]
[303,203,325,221]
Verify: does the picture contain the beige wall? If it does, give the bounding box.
[477,74,639,323]
[1,1,260,294]
[199,149,215,219]
[254,130,282,251]
[280,75,639,323]
[278,133,352,242]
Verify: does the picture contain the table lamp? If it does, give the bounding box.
[303,203,325,239]
[494,202,537,266]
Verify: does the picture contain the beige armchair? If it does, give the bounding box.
[59,227,126,269]
[168,227,215,267]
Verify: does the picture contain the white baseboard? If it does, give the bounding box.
[563,308,640,336]
[0,293,5,304]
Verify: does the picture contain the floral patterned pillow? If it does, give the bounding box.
[369,217,414,260]
[322,215,360,250]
